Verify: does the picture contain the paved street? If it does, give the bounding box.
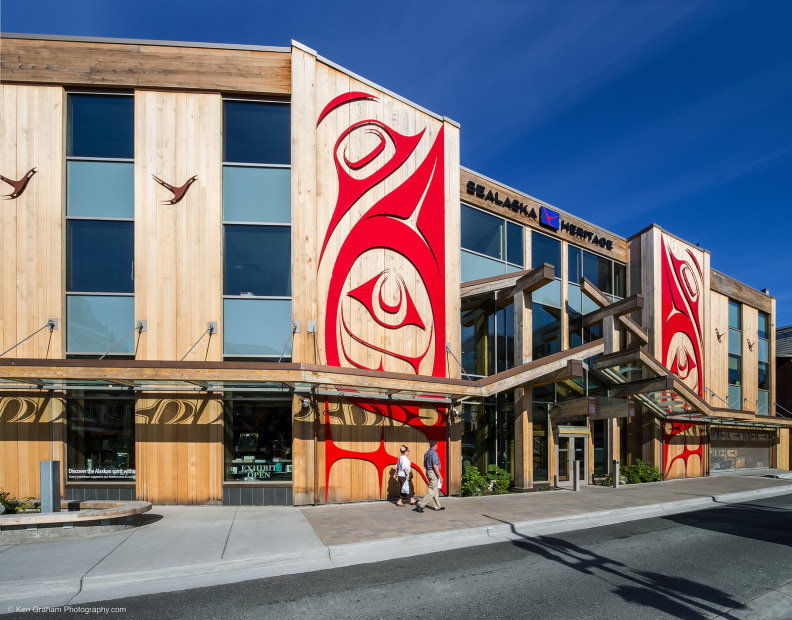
[9,494,790,620]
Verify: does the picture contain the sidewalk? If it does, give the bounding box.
[1,471,791,612]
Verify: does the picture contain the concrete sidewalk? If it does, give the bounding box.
[1,471,791,612]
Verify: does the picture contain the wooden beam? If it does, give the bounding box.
[461,263,555,299]
[607,375,675,399]
[582,294,644,327]
[580,277,648,345]
[0,37,292,95]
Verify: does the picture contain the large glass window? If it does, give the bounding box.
[66,394,135,481]
[224,397,292,481]
[461,293,514,378]
[461,205,524,281]
[532,384,553,482]
[758,311,769,415]
[66,94,134,357]
[223,100,292,360]
[532,303,561,360]
[532,231,561,274]
[728,300,742,409]
[461,393,515,483]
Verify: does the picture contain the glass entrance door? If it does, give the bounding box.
[557,435,588,486]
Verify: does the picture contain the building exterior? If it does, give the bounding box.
[0,34,788,507]
[777,325,792,424]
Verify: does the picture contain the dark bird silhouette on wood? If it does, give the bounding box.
[1,168,37,199]
[152,174,198,205]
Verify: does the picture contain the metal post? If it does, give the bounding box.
[40,461,60,513]
[572,460,580,492]
[613,459,620,489]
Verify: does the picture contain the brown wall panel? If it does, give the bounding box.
[0,393,65,499]
[0,85,65,359]
[135,395,223,504]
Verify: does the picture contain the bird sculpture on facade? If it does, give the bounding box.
[152,174,198,205]
[0,167,37,199]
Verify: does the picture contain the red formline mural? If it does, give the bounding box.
[317,91,447,501]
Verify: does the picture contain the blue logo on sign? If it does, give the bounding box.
[540,206,560,230]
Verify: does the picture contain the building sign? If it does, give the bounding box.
[465,180,614,251]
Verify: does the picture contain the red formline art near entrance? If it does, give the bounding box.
[1,167,37,199]
[323,398,447,502]
[663,421,704,478]
[317,91,447,501]
[661,234,704,397]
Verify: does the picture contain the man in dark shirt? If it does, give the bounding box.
[415,439,444,512]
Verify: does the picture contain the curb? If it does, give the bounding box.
[2,483,791,610]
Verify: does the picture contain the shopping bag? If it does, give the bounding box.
[401,478,410,495]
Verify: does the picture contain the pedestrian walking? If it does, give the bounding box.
[415,439,444,513]
[393,445,416,507]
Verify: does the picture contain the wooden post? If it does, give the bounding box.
[513,287,533,490]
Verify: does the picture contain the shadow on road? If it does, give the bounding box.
[485,514,741,620]
[661,501,792,548]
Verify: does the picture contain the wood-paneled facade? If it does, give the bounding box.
[0,34,788,507]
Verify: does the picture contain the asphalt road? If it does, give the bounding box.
[11,495,792,620]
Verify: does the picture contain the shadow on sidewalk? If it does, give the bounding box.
[486,515,741,620]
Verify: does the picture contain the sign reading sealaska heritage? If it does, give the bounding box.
[465,180,614,251]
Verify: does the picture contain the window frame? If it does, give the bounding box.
[461,202,525,281]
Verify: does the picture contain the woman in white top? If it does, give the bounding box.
[394,445,416,506]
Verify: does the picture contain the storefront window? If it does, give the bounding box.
[592,419,606,477]
[460,204,524,281]
[66,395,135,481]
[461,393,515,482]
[532,404,550,482]
[224,397,292,482]
[532,303,561,360]
[461,293,514,378]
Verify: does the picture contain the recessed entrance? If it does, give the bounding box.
[557,435,588,486]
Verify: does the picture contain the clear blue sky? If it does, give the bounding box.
[4,0,791,326]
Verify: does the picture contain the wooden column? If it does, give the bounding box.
[513,285,533,489]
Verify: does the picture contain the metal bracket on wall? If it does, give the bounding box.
[47,318,59,330]
[136,320,147,332]
[307,321,317,334]
[293,321,301,333]
[207,321,218,334]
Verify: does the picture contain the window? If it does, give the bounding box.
[532,384,553,482]
[566,245,625,347]
[223,101,292,360]
[758,311,770,415]
[460,204,524,281]
[532,231,560,274]
[461,293,514,378]
[532,303,561,360]
[66,394,135,482]
[728,300,742,409]
[66,94,134,357]
[224,397,292,482]
[461,393,515,483]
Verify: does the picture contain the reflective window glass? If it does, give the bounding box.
[67,397,135,481]
[67,295,135,354]
[758,362,768,390]
[224,101,290,165]
[758,312,769,340]
[568,245,581,284]
[506,222,523,267]
[223,166,290,223]
[224,399,292,481]
[614,263,626,298]
[728,329,742,356]
[532,303,561,360]
[461,250,505,282]
[758,390,769,415]
[728,354,741,386]
[582,290,599,314]
[67,220,134,293]
[532,232,560,274]
[496,302,515,372]
[532,279,561,308]
[68,95,134,159]
[67,161,134,218]
[567,283,582,314]
[728,300,741,329]
[223,299,292,357]
[532,407,549,481]
[461,205,503,260]
[728,385,742,410]
[224,225,291,296]
[583,251,613,294]
[757,338,768,363]
[461,293,495,377]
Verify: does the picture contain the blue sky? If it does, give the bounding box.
[4,0,791,325]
